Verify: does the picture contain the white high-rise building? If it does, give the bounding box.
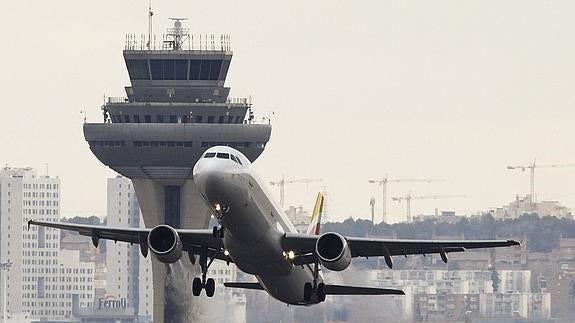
[0,167,94,320]
[106,176,153,321]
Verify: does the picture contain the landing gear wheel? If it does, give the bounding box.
[192,277,202,296]
[205,278,215,297]
[303,282,312,301]
[317,283,326,302]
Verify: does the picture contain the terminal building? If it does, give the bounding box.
[83,19,272,322]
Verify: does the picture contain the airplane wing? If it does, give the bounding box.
[27,220,231,263]
[282,232,519,268]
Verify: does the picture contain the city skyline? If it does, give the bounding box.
[1,1,575,222]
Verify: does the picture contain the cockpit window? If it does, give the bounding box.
[231,155,242,165]
[204,152,216,158]
[216,153,230,159]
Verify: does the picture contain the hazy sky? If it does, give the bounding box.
[1,1,574,223]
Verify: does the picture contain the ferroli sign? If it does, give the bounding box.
[98,297,129,310]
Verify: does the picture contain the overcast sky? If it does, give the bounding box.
[1,1,574,223]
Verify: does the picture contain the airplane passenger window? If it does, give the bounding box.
[216,153,230,159]
[204,153,216,158]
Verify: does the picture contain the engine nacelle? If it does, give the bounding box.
[315,232,352,271]
[147,225,183,263]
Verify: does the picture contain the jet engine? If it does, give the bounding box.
[315,232,351,271]
[147,225,183,263]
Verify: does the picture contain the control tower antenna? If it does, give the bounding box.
[165,18,189,50]
[147,0,154,50]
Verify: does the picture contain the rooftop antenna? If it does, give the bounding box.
[147,0,154,50]
[166,18,189,50]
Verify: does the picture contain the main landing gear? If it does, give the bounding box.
[303,282,326,303]
[192,246,217,297]
[303,261,326,302]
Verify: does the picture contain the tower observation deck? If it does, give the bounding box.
[85,19,270,183]
[83,18,271,323]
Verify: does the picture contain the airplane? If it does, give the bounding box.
[29,146,519,305]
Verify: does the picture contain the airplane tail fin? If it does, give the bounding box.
[307,192,324,235]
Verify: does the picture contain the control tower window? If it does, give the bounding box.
[209,60,222,80]
[199,60,211,80]
[189,60,201,80]
[189,59,223,80]
[150,60,163,80]
[126,59,150,80]
[149,59,187,80]
[175,60,188,80]
[163,60,175,80]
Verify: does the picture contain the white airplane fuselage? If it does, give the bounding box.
[193,146,322,305]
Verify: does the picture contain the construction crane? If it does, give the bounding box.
[269,177,323,208]
[368,177,445,223]
[369,197,376,224]
[391,193,466,222]
[507,160,575,209]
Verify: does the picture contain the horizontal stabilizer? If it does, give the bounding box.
[325,285,404,296]
[224,282,264,290]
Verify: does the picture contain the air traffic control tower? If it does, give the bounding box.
[83,19,271,322]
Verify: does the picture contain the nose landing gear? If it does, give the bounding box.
[192,277,215,297]
[212,226,225,238]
